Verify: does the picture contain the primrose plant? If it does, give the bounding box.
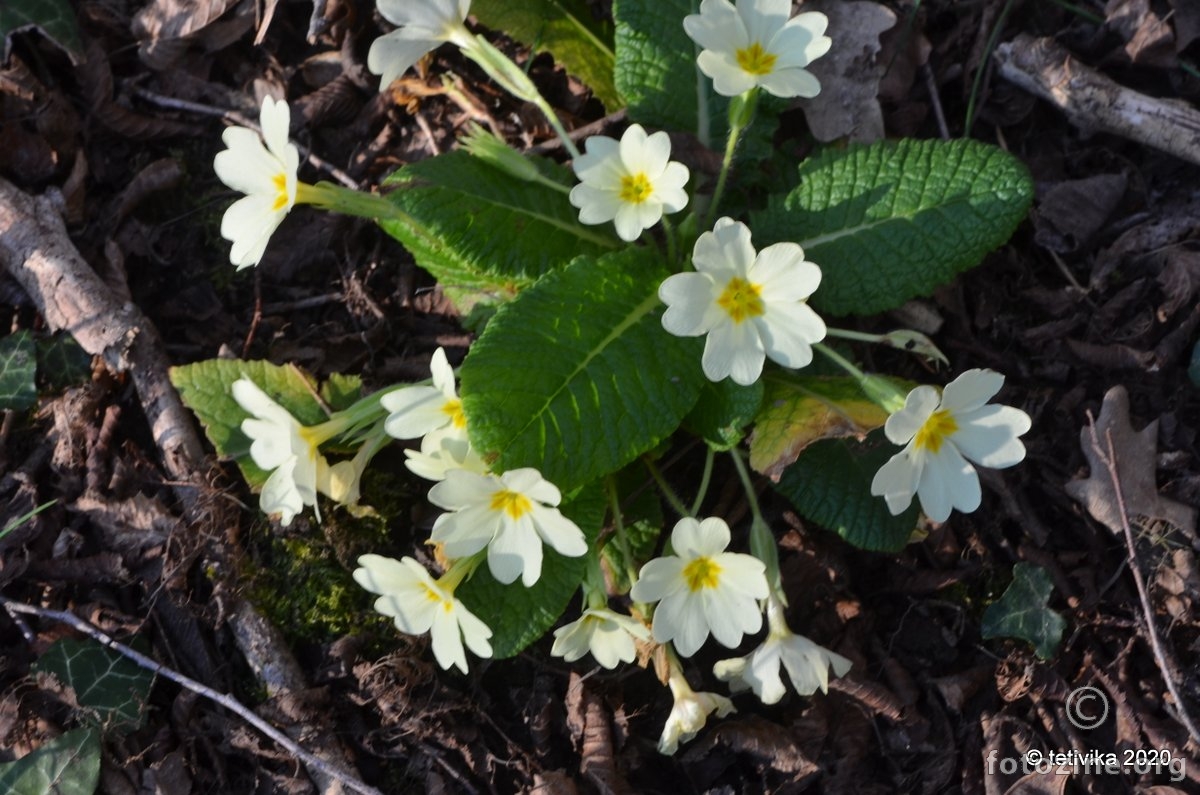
[173,0,1035,754]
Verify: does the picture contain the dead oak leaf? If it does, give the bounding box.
[1064,386,1196,539]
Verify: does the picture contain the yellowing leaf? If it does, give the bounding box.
[749,375,900,481]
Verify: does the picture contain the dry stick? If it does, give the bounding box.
[0,597,385,795]
[129,87,360,188]
[1085,415,1200,746]
[0,178,374,795]
[995,33,1200,166]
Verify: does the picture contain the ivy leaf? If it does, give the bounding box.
[0,331,38,411]
[33,638,155,729]
[1,0,83,64]
[457,483,607,658]
[169,360,359,488]
[471,0,620,111]
[751,138,1033,316]
[36,333,91,391]
[460,247,706,492]
[380,150,618,311]
[749,375,907,480]
[982,563,1067,659]
[0,728,100,795]
[773,437,918,552]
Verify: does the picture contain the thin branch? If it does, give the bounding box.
[1085,415,1200,746]
[0,596,386,795]
[129,86,359,188]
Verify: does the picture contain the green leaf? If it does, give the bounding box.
[319,372,363,412]
[380,150,618,311]
[33,638,155,729]
[0,331,38,411]
[170,360,347,488]
[602,463,666,593]
[457,483,607,658]
[36,334,91,391]
[614,0,728,145]
[751,138,1033,316]
[773,437,918,552]
[471,0,620,111]
[1,0,83,64]
[683,378,763,451]
[0,728,100,795]
[750,375,904,480]
[460,247,706,492]
[982,562,1067,659]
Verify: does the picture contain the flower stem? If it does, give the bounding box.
[814,343,908,414]
[729,447,780,591]
[660,213,679,267]
[605,475,641,589]
[689,446,715,516]
[703,88,758,230]
[642,456,692,518]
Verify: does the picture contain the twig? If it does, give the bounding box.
[129,87,360,188]
[921,63,950,140]
[0,596,385,795]
[995,33,1200,166]
[528,108,628,157]
[1085,415,1200,746]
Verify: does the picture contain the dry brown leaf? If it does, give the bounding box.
[132,0,239,43]
[1064,386,1197,538]
[1033,174,1127,254]
[797,0,896,143]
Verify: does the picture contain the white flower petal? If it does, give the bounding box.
[884,385,941,444]
[951,404,1031,468]
[940,369,1005,414]
[871,447,921,516]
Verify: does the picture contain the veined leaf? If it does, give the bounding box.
[380,150,618,311]
[773,437,918,552]
[457,483,606,658]
[33,638,155,729]
[170,359,361,488]
[750,374,908,480]
[1,0,83,63]
[471,0,620,111]
[751,138,1033,316]
[0,728,100,795]
[0,331,37,411]
[982,563,1066,659]
[460,247,706,492]
[684,378,763,452]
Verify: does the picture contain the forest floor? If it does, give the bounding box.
[2,0,1200,793]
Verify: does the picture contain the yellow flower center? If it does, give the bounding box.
[716,276,765,324]
[272,172,290,211]
[913,409,959,454]
[421,583,454,613]
[682,556,722,592]
[490,489,533,520]
[619,172,653,204]
[736,42,777,76]
[442,398,466,429]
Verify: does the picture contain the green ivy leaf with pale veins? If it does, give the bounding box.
[982,562,1067,659]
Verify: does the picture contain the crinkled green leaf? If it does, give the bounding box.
[0,331,37,411]
[613,0,727,145]
[751,138,1033,315]
[1,0,83,63]
[33,638,154,729]
[36,333,91,391]
[750,375,908,480]
[982,562,1067,659]
[169,360,358,488]
[457,483,606,658]
[472,0,620,110]
[380,150,618,311]
[319,372,363,411]
[773,437,918,552]
[684,378,764,452]
[460,247,705,492]
[0,728,100,795]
